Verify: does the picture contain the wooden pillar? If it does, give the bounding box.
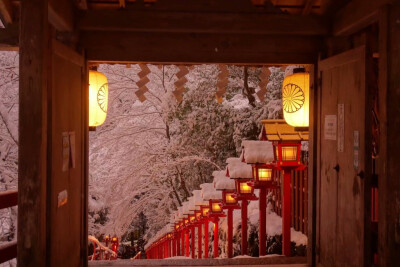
[213,218,219,258]
[241,200,248,255]
[259,187,267,256]
[181,230,185,256]
[379,3,400,266]
[282,170,292,256]
[185,231,190,257]
[172,236,176,257]
[177,231,181,256]
[191,227,195,258]
[197,224,202,259]
[18,0,49,266]
[227,208,233,258]
[204,220,209,259]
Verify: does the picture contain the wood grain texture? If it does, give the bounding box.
[18,0,48,266]
[78,10,328,36]
[317,46,366,267]
[49,42,86,267]
[82,32,321,64]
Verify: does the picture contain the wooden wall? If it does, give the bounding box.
[18,1,88,266]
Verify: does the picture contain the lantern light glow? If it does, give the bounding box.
[202,207,209,216]
[211,203,222,213]
[239,182,252,194]
[282,68,309,128]
[89,70,109,127]
[225,193,237,204]
[258,168,272,182]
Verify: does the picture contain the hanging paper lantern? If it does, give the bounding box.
[89,70,108,127]
[282,68,309,128]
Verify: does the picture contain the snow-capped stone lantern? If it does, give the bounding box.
[214,170,239,258]
[89,70,109,129]
[201,183,225,259]
[282,67,309,129]
[242,140,277,257]
[226,157,257,256]
[261,119,308,257]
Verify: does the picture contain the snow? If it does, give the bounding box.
[226,158,253,179]
[233,255,255,259]
[241,140,274,164]
[214,170,235,190]
[200,183,222,200]
[164,256,193,260]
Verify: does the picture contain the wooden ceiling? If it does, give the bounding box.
[79,0,323,15]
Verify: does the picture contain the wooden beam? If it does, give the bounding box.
[0,23,18,49]
[302,0,314,15]
[0,190,17,209]
[48,0,74,31]
[333,0,395,36]
[0,241,17,264]
[0,0,13,25]
[76,0,87,10]
[78,10,328,36]
[82,31,321,64]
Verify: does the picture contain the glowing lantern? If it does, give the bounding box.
[221,190,240,209]
[208,200,225,217]
[225,192,237,204]
[195,210,202,220]
[251,164,277,189]
[233,179,258,201]
[89,70,109,127]
[211,202,222,213]
[273,141,302,168]
[201,206,210,217]
[239,182,252,194]
[190,215,196,223]
[282,68,309,128]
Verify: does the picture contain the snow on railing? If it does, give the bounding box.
[88,235,117,261]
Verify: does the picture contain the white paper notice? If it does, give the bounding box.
[338,104,345,152]
[324,115,337,140]
[58,190,68,208]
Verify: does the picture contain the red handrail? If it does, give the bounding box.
[0,190,18,264]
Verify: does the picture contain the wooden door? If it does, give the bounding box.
[49,40,88,266]
[316,46,370,266]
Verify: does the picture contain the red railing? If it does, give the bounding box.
[0,190,18,264]
[271,169,308,235]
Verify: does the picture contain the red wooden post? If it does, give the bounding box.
[198,224,202,258]
[185,231,190,257]
[177,231,181,256]
[213,217,219,258]
[227,208,233,258]
[241,199,248,255]
[172,236,175,257]
[181,230,185,256]
[259,187,267,256]
[282,170,291,256]
[191,227,195,258]
[164,241,168,258]
[204,220,209,258]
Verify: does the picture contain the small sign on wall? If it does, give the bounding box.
[338,104,345,152]
[58,190,68,208]
[62,131,76,171]
[324,115,337,140]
